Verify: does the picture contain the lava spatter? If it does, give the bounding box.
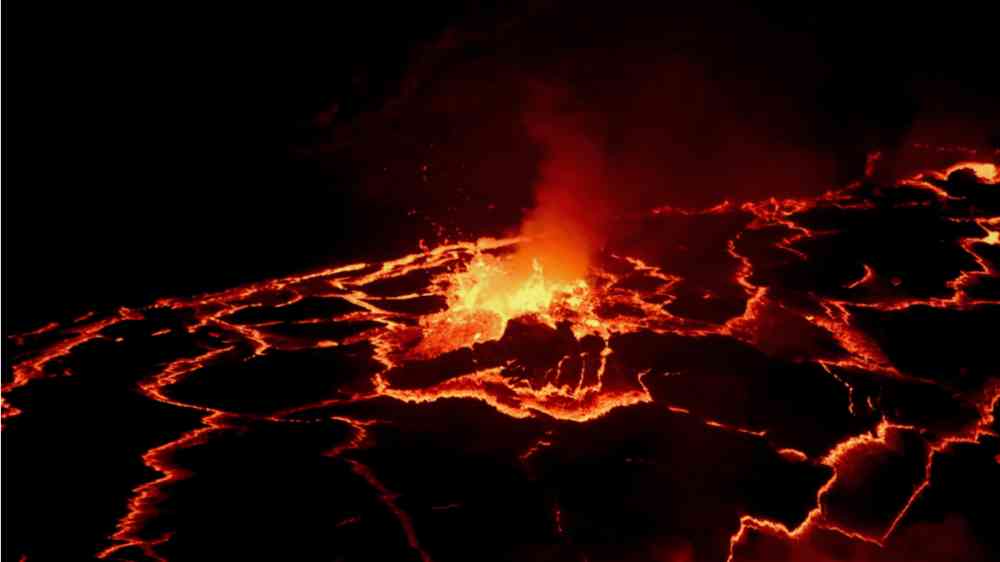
[5,158,999,561]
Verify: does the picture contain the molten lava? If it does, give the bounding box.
[407,101,612,356]
[5,153,1000,561]
[433,252,590,344]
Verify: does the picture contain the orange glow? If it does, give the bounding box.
[426,251,592,348]
[777,448,809,462]
[409,94,612,351]
[944,161,999,183]
[844,264,875,289]
[6,155,999,560]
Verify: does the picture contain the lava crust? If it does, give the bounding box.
[4,161,999,562]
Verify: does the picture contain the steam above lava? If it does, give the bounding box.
[512,86,610,285]
[425,85,611,345]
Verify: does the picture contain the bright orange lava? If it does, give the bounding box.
[944,161,999,183]
[418,251,592,351]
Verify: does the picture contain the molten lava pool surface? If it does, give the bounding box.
[4,162,1000,562]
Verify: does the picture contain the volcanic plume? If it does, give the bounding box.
[510,86,610,286]
[451,85,610,325]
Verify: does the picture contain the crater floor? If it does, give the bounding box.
[4,163,999,562]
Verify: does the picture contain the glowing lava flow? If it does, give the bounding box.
[96,347,240,560]
[721,158,1000,560]
[879,384,1000,543]
[2,309,137,422]
[5,157,999,561]
[941,161,999,184]
[325,416,433,562]
[726,420,910,562]
[406,251,594,356]
[97,410,231,562]
[726,386,1000,561]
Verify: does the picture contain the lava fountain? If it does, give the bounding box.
[408,91,611,355]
